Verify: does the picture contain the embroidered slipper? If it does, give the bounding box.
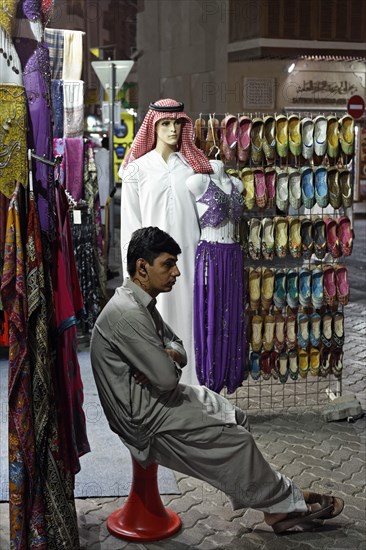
[237,115,252,163]
[261,266,275,310]
[301,117,314,159]
[194,116,206,151]
[327,115,339,159]
[275,114,289,158]
[263,115,276,163]
[288,114,301,157]
[221,114,238,161]
[339,168,352,208]
[288,167,302,209]
[301,166,315,210]
[328,167,342,209]
[339,114,354,156]
[264,167,276,209]
[250,117,264,164]
[275,168,289,212]
[241,167,255,210]
[313,114,327,157]
[263,314,275,352]
[261,218,275,261]
[301,217,314,259]
[205,116,220,159]
[272,497,333,534]
[254,167,267,208]
[324,217,341,259]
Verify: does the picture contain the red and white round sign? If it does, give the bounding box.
[347,95,365,119]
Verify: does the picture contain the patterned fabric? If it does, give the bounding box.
[64,137,84,200]
[63,80,84,138]
[122,98,213,174]
[53,137,65,184]
[194,241,246,394]
[15,38,55,235]
[52,185,90,473]
[71,142,106,332]
[0,85,28,198]
[51,79,64,137]
[62,29,83,81]
[1,184,46,549]
[26,191,80,549]
[44,28,63,79]
[0,0,17,35]
[84,141,105,275]
[198,177,244,229]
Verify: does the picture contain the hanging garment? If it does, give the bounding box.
[64,136,84,200]
[71,210,102,332]
[62,29,83,81]
[63,80,84,138]
[44,27,63,79]
[14,37,55,234]
[1,184,46,549]
[0,84,27,198]
[83,140,105,277]
[26,188,80,549]
[70,142,105,332]
[52,184,90,475]
[189,162,246,393]
[51,78,64,137]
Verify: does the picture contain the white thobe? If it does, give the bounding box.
[119,150,200,384]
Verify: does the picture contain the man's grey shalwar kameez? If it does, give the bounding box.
[90,279,307,514]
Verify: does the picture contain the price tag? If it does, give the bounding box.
[73,209,82,224]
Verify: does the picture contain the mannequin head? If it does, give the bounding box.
[154,118,183,160]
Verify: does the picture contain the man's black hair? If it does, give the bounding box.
[127,226,181,276]
[101,136,109,149]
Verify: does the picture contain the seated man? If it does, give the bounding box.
[90,226,343,534]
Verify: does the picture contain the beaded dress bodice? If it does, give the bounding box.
[197,177,244,243]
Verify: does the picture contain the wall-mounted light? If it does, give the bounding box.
[287,62,296,74]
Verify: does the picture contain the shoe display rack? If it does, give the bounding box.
[194,111,355,409]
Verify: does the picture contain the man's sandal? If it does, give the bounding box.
[304,492,344,520]
[271,493,343,534]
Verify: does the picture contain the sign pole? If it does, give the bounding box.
[109,62,116,247]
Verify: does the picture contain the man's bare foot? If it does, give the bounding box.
[263,512,288,526]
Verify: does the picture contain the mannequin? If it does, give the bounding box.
[119,98,212,384]
[186,160,246,393]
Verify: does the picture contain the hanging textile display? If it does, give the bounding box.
[70,141,107,333]
[0,2,92,548]
[1,184,46,548]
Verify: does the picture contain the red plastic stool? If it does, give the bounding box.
[107,456,182,541]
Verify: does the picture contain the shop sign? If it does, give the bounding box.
[284,70,365,107]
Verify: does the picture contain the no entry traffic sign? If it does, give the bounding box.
[347,95,365,119]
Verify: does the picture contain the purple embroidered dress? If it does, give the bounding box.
[193,176,246,394]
